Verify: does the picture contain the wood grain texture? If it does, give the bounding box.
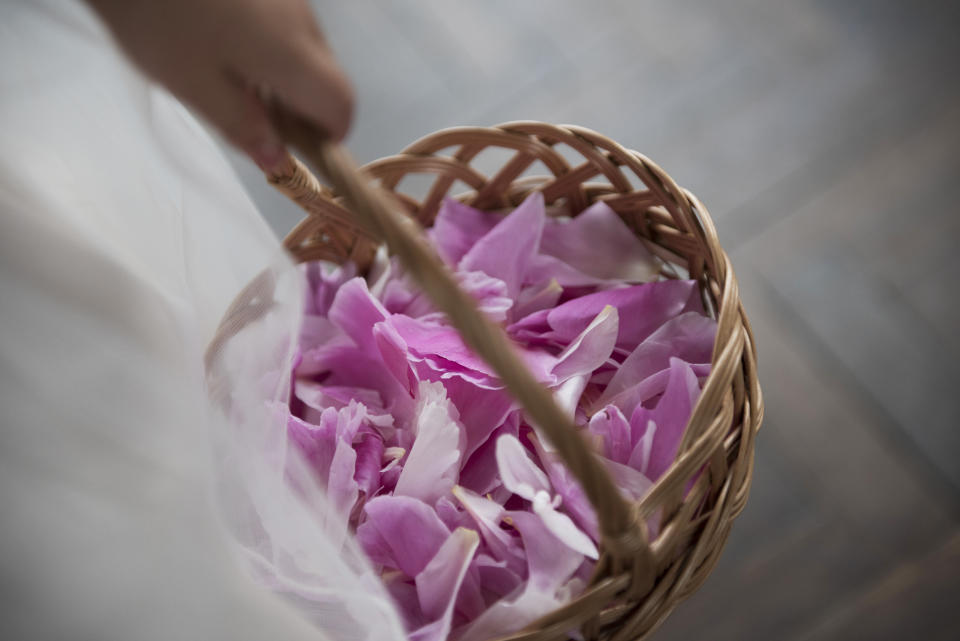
[224,0,960,637]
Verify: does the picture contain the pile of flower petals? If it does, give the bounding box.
[286,193,716,641]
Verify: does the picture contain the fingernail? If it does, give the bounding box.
[252,140,287,175]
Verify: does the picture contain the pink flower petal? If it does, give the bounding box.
[495,434,551,501]
[459,192,546,298]
[539,201,658,282]
[644,358,701,480]
[395,382,465,505]
[598,311,715,404]
[552,305,619,382]
[511,280,702,350]
[357,495,450,577]
[588,404,632,464]
[327,277,391,356]
[429,198,500,265]
[411,528,480,641]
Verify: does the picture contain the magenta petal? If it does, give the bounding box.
[327,277,390,356]
[430,198,500,265]
[459,414,519,496]
[353,426,384,499]
[453,486,525,575]
[598,361,711,420]
[394,382,465,505]
[391,314,498,379]
[514,280,702,350]
[459,192,546,298]
[588,404,632,464]
[373,320,419,397]
[645,358,701,479]
[599,311,716,404]
[539,201,658,282]
[357,495,450,577]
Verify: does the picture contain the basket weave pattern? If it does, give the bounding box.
[266,122,763,641]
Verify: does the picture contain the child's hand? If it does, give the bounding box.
[86,0,353,171]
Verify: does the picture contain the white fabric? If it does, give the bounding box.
[0,1,405,640]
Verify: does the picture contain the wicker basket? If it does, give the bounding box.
[219,121,762,641]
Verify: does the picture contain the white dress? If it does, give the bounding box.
[0,2,404,639]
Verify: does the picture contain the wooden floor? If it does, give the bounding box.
[230,1,960,638]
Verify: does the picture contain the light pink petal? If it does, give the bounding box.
[395,382,465,505]
[459,192,546,298]
[552,305,619,382]
[357,495,450,577]
[529,435,600,543]
[508,510,585,592]
[539,201,658,282]
[411,528,480,641]
[496,434,551,501]
[430,198,500,265]
[457,270,513,324]
[604,458,653,501]
[531,492,598,559]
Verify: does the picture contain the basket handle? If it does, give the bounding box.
[268,111,649,583]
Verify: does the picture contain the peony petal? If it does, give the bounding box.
[459,414,519,496]
[531,492,598,559]
[645,358,701,480]
[598,361,711,421]
[508,510,585,592]
[588,404,632,464]
[457,270,513,324]
[394,382,465,505]
[373,320,419,397]
[357,495,450,577]
[452,486,525,575]
[459,192,546,298]
[598,311,715,405]
[353,426,385,499]
[496,434,551,501]
[552,305,619,382]
[539,201,658,282]
[411,528,480,641]
[456,510,585,641]
[511,280,702,350]
[442,376,515,460]
[430,198,500,265]
[327,277,391,357]
[513,278,563,320]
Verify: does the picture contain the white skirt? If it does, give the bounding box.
[0,2,404,640]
